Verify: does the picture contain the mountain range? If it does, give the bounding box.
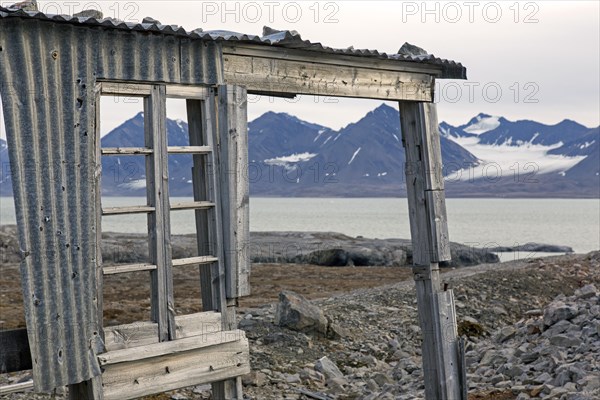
[0,105,598,197]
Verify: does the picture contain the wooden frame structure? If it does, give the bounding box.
[0,7,467,400]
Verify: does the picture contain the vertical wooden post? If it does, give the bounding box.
[398,101,463,400]
[145,85,176,341]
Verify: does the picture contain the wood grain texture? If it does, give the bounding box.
[102,338,250,400]
[223,54,434,101]
[145,85,176,341]
[104,312,222,352]
[398,101,450,264]
[217,85,251,299]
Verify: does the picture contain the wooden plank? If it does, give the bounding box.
[99,329,246,365]
[166,145,211,154]
[166,85,209,99]
[102,340,250,400]
[170,201,215,211]
[398,101,450,264]
[103,263,157,275]
[101,82,209,99]
[171,256,219,267]
[412,263,442,400]
[399,101,462,400]
[100,82,153,96]
[0,380,34,395]
[186,99,215,313]
[434,290,461,400]
[0,328,31,373]
[222,44,444,76]
[425,189,451,263]
[101,147,153,155]
[102,205,155,216]
[223,54,433,101]
[399,101,444,191]
[145,85,176,341]
[217,85,251,299]
[104,312,222,351]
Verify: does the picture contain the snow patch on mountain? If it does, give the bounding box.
[463,115,500,135]
[447,136,586,181]
[314,128,328,142]
[265,152,317,170]
[348,147,361,165]
[118,179,147,190]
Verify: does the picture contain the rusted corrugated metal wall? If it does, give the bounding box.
[0,16,222,391]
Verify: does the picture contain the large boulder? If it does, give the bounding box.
[274,290,328,335]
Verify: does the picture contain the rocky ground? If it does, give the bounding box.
[0,224,595,400]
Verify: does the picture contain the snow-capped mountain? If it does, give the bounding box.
[0,108,597,198]
[248,104,479,196]
[441,114,599,197]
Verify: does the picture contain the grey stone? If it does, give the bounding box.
[544,301,579,327]
[533,372,552,384]
[315,356,344,380]
[498,326,517,342]
[275,290,328,335]
[549,334,582,348]
[575,284,597,300]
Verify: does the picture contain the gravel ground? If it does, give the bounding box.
[1,252,598,399]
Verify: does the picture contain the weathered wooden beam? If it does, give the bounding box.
[103,312,222,351]
[101,147,153,155]
[0,380,34,395]
[171,256,219,267]
[217,85,251,299]
[166,145,212,154]
[145,85,176,341]
[102,205,155,216]
[399,101,463,400]
[222,44,444,76]
[101,337,250,400]
[223,54,434,102]
[399,101,450,264]
[99,329,246,365]
[100,83,209,99]
[103,263,157,275]
[170,201,215,211]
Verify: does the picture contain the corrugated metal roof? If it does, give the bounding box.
[0,6,466,79]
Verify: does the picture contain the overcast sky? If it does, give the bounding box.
[1,1,599,139]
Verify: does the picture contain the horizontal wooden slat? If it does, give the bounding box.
[0,380,34,395]
[101,83,210,99]
[166,85,210,99]
[222,44,444,76]
[102,339,250,400]
[103,312,223,351]
[170,201,215,211]
[99,329,246,366]
[103,263,157,275]
[223,53,434,101]
[101,147,153,155]
[167,146,212,154]
[102,205,155,215]
[171,256,219,267]
[100,82,153,96]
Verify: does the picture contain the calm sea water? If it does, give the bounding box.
[0,197,598,258]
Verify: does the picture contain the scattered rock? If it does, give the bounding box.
[315,356,344,380]
[275,290,328,335]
